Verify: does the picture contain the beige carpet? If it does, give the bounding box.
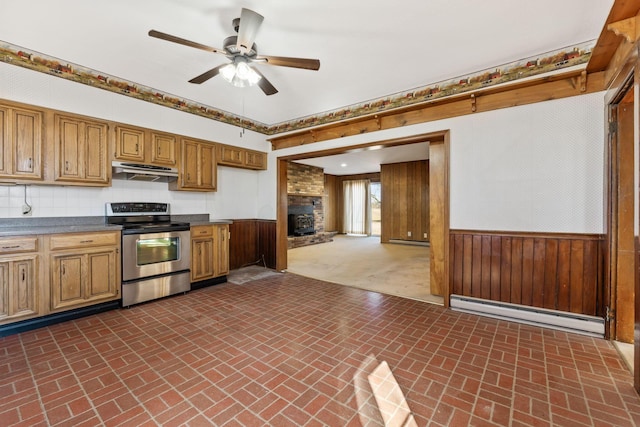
[287,234,444,305]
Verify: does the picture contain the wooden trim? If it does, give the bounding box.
[450,229,604,240]
[587,1,640,73]
[449,230,604,317]
[269,71,604,150]
[276,159,288,271]
[275,132,445,161]
[429,134,450,305]
[635,236,640,392]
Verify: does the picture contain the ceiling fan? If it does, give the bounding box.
[148,8,320,96]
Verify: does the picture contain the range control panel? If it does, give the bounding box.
[105,202,170,216]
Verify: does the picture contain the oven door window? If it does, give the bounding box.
[137,237,180,265]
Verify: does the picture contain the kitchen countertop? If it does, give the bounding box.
[0,215,232,237]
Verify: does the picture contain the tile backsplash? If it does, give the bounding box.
[0,179,211,218]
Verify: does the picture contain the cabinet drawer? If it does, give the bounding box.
[191,225,213,238]
[0,236,38,254]
[48,231,119,251]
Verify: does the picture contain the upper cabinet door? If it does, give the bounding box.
[0,106,10,176]
[83,121,109,183]
[218,145,243,166]
[56,116,82,180]
[115,126,145,162]
[181,139,200,188]
[12,108,42,178]
[55,115,109,185]
[150,132,177,166]
[0,105,43,180]
[199,143,216,190]
[171,138,217,192]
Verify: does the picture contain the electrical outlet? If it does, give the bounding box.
[407,231,412,237]
[423,233,427,238]
[22,205,32,216]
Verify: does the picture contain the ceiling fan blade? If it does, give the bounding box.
[257,55,320,71]
[252,68,278,95]
[188,64,226,84]
[148,29,226,55]
[236,8,264,54]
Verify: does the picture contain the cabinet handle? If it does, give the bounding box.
[21,268,25,282]
[187,173,191,180]
[62,264,65,275]
[158,146,161,156]
[135,142,139,151]
[65,160,69,171]
[2,245,20,249]
[80,240,94,243]
[28,158,32,169]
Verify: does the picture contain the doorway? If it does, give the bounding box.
[370,181,381,236]
[605,69,637,391]
[275,131,450,306]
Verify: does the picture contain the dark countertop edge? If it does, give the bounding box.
[0,224,123,237]
[189,220,234,226]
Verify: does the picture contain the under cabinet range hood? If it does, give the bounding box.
[112,161,178,182]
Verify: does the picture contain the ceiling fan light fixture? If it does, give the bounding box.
[220,59,261,88]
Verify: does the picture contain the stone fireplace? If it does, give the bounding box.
[287,162,335,248]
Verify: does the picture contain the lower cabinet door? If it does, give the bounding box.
[50,248,119,311]
[0,256,39,322]
[191,238,214,282]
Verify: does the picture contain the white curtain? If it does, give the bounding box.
[343,179,371,235]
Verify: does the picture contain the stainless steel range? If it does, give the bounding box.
[106,202,190,307]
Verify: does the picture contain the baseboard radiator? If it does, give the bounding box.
[450,295,605,337]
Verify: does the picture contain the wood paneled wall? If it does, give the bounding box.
[229,219,277,270]
[324,174,339,232]
[380,161,429,243]
[449,230,605,317]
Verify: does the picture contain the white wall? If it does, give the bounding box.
[1,62,606,233]
[0,63,268,219]
[269,92,605,234]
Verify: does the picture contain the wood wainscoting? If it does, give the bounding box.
[229,219,277,270]
[449,230,605,317]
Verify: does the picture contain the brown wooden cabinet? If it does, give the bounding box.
[191,225,215,282]
[244,150,266,170]
[0,236,40,324]
[218,144,267,170]
[46,231,120,312]
[171,138,216,191]
[114,125,177,167]
[150,132,177,166]
[0,104,43,180]
[54,114,110,185]
[215,224,230,276]
[190,224,229,282]
[114,125,145,162]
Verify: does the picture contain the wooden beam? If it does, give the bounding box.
[270,71,605,150]
[587,0,640,73]
[607,15,640,43]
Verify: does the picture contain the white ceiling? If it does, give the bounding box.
[1,0,613,173]
[294,142,430,176]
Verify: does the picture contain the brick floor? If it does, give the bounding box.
[1,272,639,426]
